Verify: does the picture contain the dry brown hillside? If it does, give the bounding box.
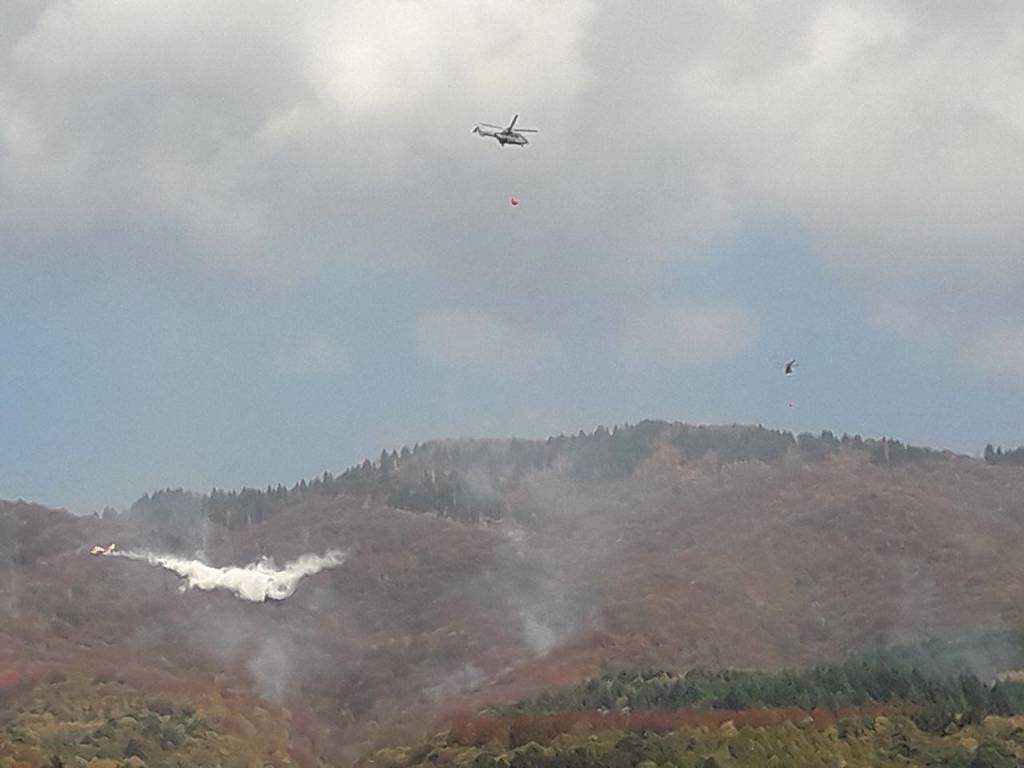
[3,423,1024,765]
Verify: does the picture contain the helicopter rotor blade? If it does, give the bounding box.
[515,128,538,133]
[507,114,519,131]
[480,123,504,129]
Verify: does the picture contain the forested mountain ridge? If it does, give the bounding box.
[365,657,1024,768]
[6,422,1024,765]
[128,421,959,530]
[365,636,1024,768]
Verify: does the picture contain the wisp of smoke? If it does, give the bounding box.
[521,612,558,656]
[425,663,487,701]
[112,550,346,603]
[249,635,294,702]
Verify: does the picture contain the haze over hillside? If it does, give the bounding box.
[5,421,1024,765]
[5,1,1024,764]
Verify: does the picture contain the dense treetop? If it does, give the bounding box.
[499,635,1024,728]
[127,422,961,528]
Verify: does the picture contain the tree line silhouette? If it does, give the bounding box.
[984,444,1024,466]
[127,422,960,530]
[497,636,1024,736]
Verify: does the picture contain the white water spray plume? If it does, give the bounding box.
[111,550,347,603]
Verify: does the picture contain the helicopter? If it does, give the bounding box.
[472,114,538,146]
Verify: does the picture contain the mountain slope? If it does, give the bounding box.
[4,422,1024,765]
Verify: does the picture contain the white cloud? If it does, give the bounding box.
[625,304,754,365]
[963,324,1024,378]
[668,1,1024,280]
[0,0,594,275]
[415,308,548,365]
[268,334,347,379]
[868,301,940,345]
[1,0,1022,289]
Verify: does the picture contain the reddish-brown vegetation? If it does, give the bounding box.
[5,429,1024,765]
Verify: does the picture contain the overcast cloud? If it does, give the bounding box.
[3,1,1021,280]
[625,305,755,364]
[416,308,554,365]
[2,1,1023,508]
[964,324,1024,378]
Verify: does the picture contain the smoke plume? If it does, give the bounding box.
[111,549,346,603]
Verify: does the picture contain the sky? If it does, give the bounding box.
[2,0,1023,512]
